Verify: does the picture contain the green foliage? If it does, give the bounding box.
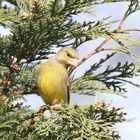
[123,0,140,19]
[0,98,32,140]
[0,2,19,27]
[34,103,126,140]
[2,0,124,64]
[0,0,140,139]
[1,0,132,97]
[71,53,140,96]
[0,99,126,140]
[16,0,34,12]
[1,0,139,98]
[0,36,13,67]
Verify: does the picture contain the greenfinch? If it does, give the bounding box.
[36,47,79,106]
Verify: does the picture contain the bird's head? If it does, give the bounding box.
[56,47,79,68]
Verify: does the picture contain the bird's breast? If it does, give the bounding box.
[37,63,69,105]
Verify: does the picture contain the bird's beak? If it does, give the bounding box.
[69,58,78,67]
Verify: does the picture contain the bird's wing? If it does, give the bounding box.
[67,85,70,104]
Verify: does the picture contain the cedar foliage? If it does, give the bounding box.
[0,0,140,139]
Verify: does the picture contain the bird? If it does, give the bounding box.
[36,47,79,108]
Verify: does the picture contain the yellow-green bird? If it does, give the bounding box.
[36,47,79,107]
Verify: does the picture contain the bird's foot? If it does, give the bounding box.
[35,105,50,114]
[50,103,61,110]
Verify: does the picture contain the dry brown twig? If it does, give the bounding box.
[68,36,111,76]
[29,105,50,128]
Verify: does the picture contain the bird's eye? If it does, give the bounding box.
[67,53,71,57]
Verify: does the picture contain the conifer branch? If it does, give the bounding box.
[120,28,140,32]
[117,78,140,87]
[1,0,140,139]
[69,36,111,75]
[118,0,139,30]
